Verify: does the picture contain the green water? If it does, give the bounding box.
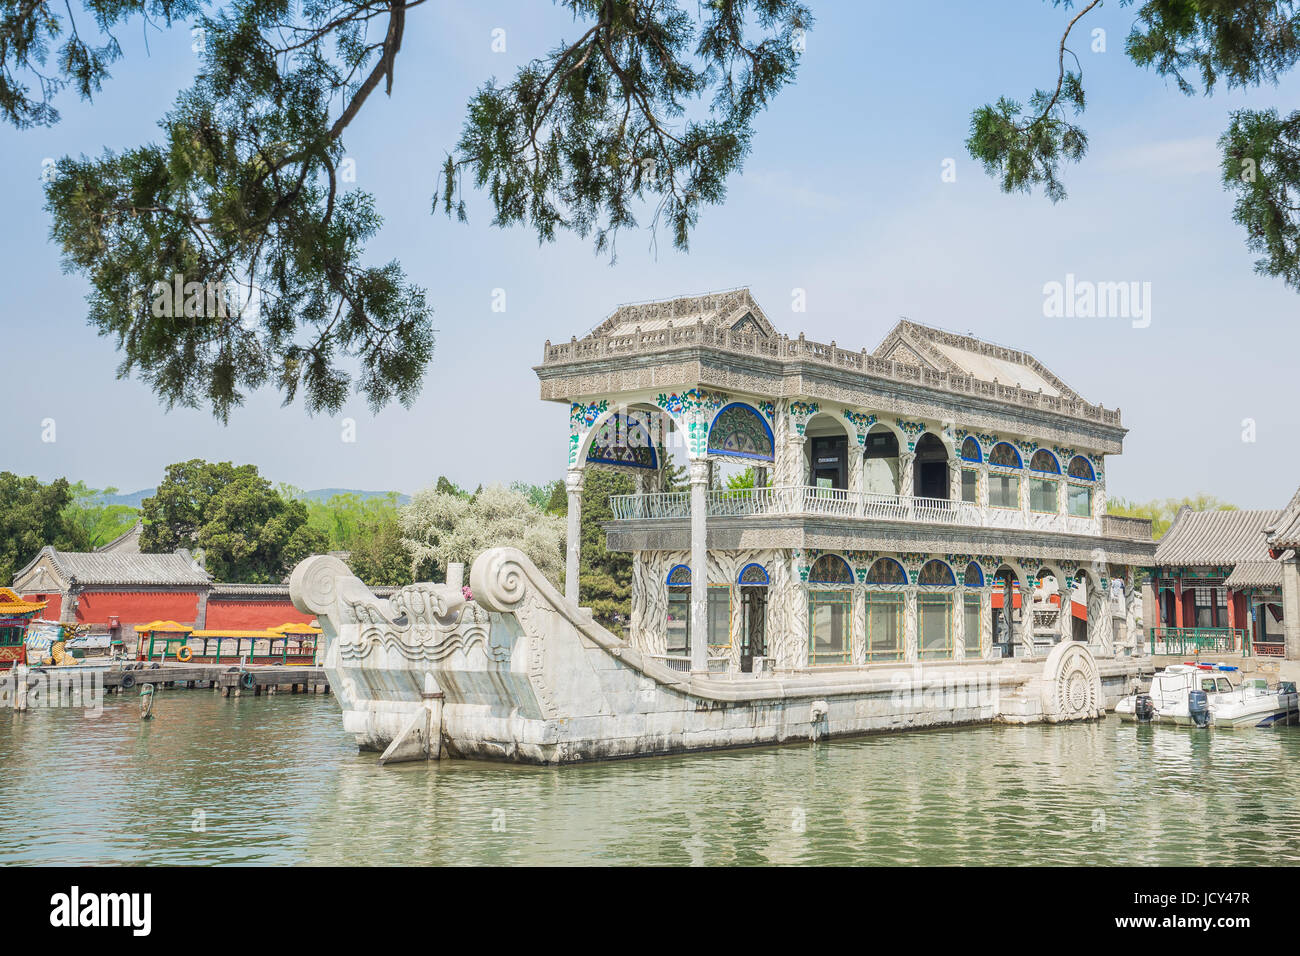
[2,690,1299,865]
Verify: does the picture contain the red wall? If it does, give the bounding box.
[20,592,62,621]
[75,590,202,627]
[205,598,314,630]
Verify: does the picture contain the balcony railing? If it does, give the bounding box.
[1149,626,1249,657]
[608,485,1108,536]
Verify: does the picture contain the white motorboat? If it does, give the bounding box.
[1116,663,1298,729]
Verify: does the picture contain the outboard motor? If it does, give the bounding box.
[1134,694,1155,722]
[1187,690,1211,729]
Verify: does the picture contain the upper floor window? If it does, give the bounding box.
[1067,483,1093,517]
[961,469,977,503]
[1067,455,1096,481]
[864,557,907,585]
[1029,449,1060,474]
[808,554,854,585]
[960,437,982,463]
[988,442,1021,469]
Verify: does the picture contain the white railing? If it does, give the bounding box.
[608,485,1108,536]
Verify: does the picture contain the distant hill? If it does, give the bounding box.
[100,488,410,507]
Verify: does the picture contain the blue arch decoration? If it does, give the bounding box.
[918,559,957,586]
[586,411,659,470]
[1029,449,1061,474]
[963,561,985,588]
[808,553,854,584]
[988,442,1022,469]
[738,563,770,586]
[1067,455,1096,481]
[960,436,982,463]
[863,557,908,585]
[707,403,775,461]
[666,564,692,586]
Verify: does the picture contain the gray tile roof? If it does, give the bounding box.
[1266,484,1300,550]
[1155,508,1282,567]
[1224,561,1284,589]
[25,546,212,586]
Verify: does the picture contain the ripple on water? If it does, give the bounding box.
[3,695,1300,865]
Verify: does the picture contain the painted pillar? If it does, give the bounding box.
[953,586,966,660]
[689,459,710,672]
[1174,578,1184,628]
[564,468,585,603]
[1058,578,1074,644]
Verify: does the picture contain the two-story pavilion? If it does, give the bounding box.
[537,289,1155,675]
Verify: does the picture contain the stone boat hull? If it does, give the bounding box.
[290,549,1149,765]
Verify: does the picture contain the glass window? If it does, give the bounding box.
[960,437,981,463]
[919,593,953,659]
[988,442,1021,468]
[989,472,1019,508]
[666,588,690,654]
[708,586,731,650]
[1029,449,1060,473]
[1067,455,1095,480]
[961,469,977,503]
[865,558,907,585]
[865,592,904,661]
[808,591,851,665]
[1030,477,1057,512]
[1067,484,1092,517]
[808,554,854,584]
[963,594,981,657]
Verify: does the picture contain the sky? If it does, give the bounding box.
[1,1,1297,507]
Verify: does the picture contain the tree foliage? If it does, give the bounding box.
[4,0,811,419]
[295,488,412,585]
[576,468,632,632]
[969,1,1300,291]
[0,473,84,586]
[140,459,327,581]
[62,482,140,549]
[399,481,564,586]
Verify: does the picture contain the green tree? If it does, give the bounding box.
[1108,494,1237,539]
[62,483,140,549]
[578,468,634,633]
[345,510,414,587]
[8,0,810,420]
[141,459,327,582]
[968,1,1300,293]
[0,474,84,585]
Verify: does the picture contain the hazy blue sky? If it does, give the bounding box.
[1,1,1296,507]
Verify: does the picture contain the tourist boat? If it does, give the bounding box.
[134,621,320,665]
[1115,663,1299,728]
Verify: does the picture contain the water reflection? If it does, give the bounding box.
[2,692,1299,865]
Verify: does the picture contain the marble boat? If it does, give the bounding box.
[290,548,1148,765]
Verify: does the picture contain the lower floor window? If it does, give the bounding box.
[865,592,903,661]
[667,587,689,654]
[707,586,731,651]
[808,591,851,664]
[963,595,981,658]
[918,593,953,659]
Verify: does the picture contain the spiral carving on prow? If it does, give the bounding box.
[290,554,355,615]
[469,547,535,612]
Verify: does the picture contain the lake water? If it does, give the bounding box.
[3,690,1299,865]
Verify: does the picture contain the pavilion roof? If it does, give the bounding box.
[1155,508,1282,568]
[14,546,211,589]
[0,587,47,616]
[1266,484,1300,551]
[586,287,777,339]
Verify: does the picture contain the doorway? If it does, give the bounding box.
[810,435,847,490]
[913,433,950,499]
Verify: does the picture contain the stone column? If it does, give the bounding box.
[851,588,867,663]
[980,591,992,659]
[1282,555,1300,660]
[689,459,710,672]
[1058,577,1074,644]
[565,468,584,603]
[899,452,916,498]
[1017,580,1035,658]
[953,586,966,660]
[904,587,918,661]
[948,458,963,503]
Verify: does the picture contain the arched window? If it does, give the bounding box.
[918,560,956,586]
[585,411,659,470]
[666,564,691,586]
[1029,449,1060,474]
[738,563,769,586]
[1067,455,1095,481]
[963,562,984,588]
[864,557,907,585]
[988,442,1022,468]
[707,403,774,461]
[808,554,853,584]
[665,565,691,655]
[960,437,982,463]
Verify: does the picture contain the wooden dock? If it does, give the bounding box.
[22,663,331,697]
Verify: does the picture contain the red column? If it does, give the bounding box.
[1175,579,1184,628]
[1227,588,1238,650]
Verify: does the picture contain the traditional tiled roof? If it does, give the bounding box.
[1154,508,1282,568]
[587,287,777,339]
[1265,484,1300,551]
[1224,561,1283,589]
[13,546,212,589]
[872,320,1083,403]
[0,587,47,615]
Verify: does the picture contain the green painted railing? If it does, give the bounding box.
[1149,626,1249,657]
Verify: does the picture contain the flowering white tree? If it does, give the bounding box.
[399,483,565,588]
